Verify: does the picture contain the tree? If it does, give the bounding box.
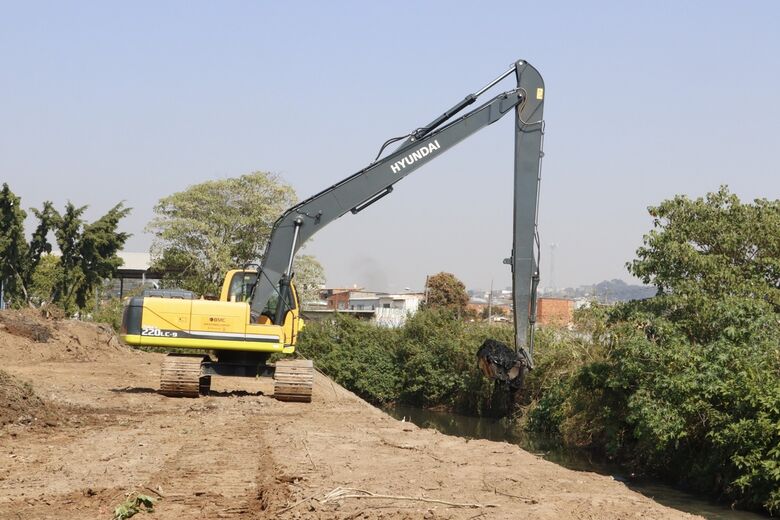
[147,172,297,295]
[529,187,780,513]
[629,186,779,304]
[47,201,131,313]
[24,201,56,296]
[53,202,87,310]
[75,203,131,309]
[627,185,779,341]
[294,255,325,305]
[424,272,469,315]
[0,184,29,306]
[0,184,130,312]
[147,171,325,297]
[29,254,62,306]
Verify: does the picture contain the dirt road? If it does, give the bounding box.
[0,312,701,519]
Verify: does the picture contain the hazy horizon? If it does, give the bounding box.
[3,2,779,292]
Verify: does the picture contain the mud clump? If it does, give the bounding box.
[0,369,51,427]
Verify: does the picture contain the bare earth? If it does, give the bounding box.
[0,312,702,520]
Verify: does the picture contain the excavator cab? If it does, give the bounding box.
[222,270,256,303]
[219,269,302,342]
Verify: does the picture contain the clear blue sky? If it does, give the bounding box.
[2,1,779,292]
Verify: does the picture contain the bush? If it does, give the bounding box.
[526,296,780,512]
[298,314,401,404]
[526,188,780,513]
[89,297,125,332]
[297,308,516,415]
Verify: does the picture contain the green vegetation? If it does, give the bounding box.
[146,171,324,297]
[0,183,130,314]
[298,306,587,414]
[526,187,780,513]
[113,493,155,519]
[89,296,126,332]
[299,309,517,415]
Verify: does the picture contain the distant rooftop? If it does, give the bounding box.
[118,252,151,272]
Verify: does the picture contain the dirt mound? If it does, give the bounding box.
[0,309,129,364]
[0,309,52,342]
[0,369,51,427]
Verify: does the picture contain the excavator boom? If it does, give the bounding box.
[252,60,545,369]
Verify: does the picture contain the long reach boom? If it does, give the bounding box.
[251,59,545,372]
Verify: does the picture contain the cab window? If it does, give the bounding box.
[262,282,294,320]
[227,272,257,303]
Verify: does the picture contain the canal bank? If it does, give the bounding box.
[385,404,768,520]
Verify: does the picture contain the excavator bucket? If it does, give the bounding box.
[476,339,528,391]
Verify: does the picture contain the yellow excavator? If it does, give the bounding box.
[121,268,310,400]
[120,59,546,403]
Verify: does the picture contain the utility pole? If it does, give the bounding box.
[487,279,493,324]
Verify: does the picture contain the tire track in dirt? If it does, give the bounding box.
[139,401,289,519]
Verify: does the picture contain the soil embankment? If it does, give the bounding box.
[0,311,702,519]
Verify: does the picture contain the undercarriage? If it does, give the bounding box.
[159,352,313,402]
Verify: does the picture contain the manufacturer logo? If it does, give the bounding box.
[208,317,226,323]
[390,140,441,174]
[141,326,179,338]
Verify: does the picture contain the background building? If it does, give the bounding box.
[536,297,575,327]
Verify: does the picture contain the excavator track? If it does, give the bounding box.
[273,359,313,402]
[160,354,210,398]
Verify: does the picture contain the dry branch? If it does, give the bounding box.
[321,487,496,509]
[380,438,448,463]
[303,438,317,470]
[276,492,319,514]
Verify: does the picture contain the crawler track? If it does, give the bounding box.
[273,359,313,402]
[159,354,209,397]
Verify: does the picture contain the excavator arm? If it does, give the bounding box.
[251,59,545,369]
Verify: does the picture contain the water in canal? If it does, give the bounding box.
[385,404,768,520]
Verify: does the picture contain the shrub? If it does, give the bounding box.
[297,308,516,415]
[526,291,780,512]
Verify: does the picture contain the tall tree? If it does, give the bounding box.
[147,171,325,296]
[425,272,469,315]
[48,202,132,313]
[629,186,779,301]
[28,202,56,267]
[529,187,780,512]
[0,186,130,311]
[22,201,56,297]
[53,202,87,310]
[76,203,131,309]
[0,184,29,306]
[627,185,780,340]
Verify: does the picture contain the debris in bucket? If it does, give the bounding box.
[476,339,528,391]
